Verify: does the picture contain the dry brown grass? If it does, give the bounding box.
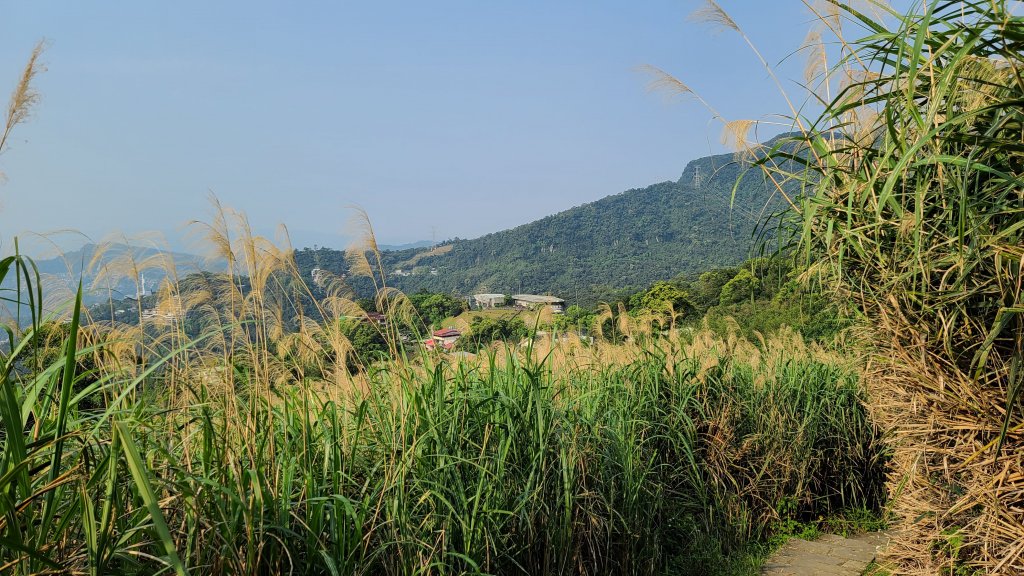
[864,337,1024,575]
[392,243,453,269]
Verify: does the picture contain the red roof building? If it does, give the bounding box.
[428,328,461,349]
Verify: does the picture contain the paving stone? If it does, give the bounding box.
[787,539,836,554]
[761,532,887,576]
[829,547,872,561]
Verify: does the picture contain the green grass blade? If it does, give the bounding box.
[36,281,83,550]
[113,421,189,576]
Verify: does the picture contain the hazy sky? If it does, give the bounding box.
[0,1,885,253]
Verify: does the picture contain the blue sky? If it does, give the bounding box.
[0,1,893,253]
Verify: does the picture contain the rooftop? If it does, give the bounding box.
[511,294,564,304]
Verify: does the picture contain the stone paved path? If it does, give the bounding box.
[761,532,890,575]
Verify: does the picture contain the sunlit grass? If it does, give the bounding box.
[0,235,885,574]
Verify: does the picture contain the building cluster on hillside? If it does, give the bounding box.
[141,295,184,323]
[389,267,438,277]
[311,267,347,289]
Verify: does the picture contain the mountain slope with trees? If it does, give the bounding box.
[296,145,786,306]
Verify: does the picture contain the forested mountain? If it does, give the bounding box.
[295,145,787,306]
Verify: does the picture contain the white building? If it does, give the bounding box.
[473,293,506,309]
[311,267,328,288]
[511,294,565,313]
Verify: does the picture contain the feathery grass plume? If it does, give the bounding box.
[691,0,818,168]
[345,238,374,283]
[802,28,828,87]
[374,285,414,325]
[343,206,414,359]
[636,63,694,97]
[322,294,365,320]
[89,233,176,292]
[373,285,415,356]
[720,118,757,161]
[345,205,383,285]
[841,66,886,101]
[688,0,739,33]
[1,40,46,163]
[189,194,236,273]
[846,106,881,148]
[274,318,325,375]
[593,302,613,341]
[820,0,841,30]
[616,301,631,340]
[636,63,724,122]
[800,1,889,86]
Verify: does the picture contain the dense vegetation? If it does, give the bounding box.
[718,1,1024,572]
[620,257,846,343]
[0,249,885,574]
[85,252,845,366]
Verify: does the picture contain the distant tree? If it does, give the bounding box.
[459,316,528,351]
[629,281,694,316]
[693,268,738,309]
[718,269,760,305]
[408,291,467,327]
[553,305,595,334]
[338,319,389,371]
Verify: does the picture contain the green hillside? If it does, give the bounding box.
[295,147,783,306]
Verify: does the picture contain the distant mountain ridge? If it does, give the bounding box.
[1,243,214,311]
[379,240,433,251]
[295,144,785,307]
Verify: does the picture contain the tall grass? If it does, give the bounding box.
[0,238,886,574]
[665,0,1024,572]
[770,2,1024,573]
